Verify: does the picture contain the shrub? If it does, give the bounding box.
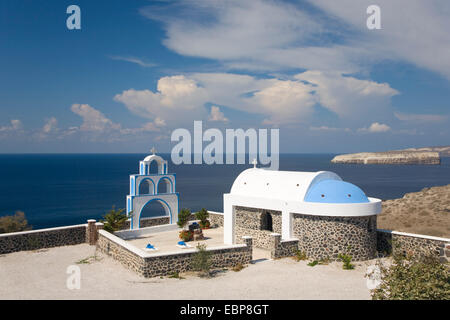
[232,264,245,272]
[293,250,307,261]
[307,260,319,267]
[195,208,210,229]
[101,206,128,233]
[0,211,32,234]
[177,208,191,230]
[338,253,355,270]
[371,254,450,300]
[191,243,212,277]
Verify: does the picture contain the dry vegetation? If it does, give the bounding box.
[378,184,450,238]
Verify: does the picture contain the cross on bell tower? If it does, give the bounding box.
[252,158,258,168]
[150,146,157,155]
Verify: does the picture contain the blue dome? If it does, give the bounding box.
[304,180,369,203]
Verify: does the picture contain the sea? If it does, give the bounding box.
[0,154,449,230]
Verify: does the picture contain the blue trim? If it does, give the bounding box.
[157,176,174,194]
[138,198,173,228]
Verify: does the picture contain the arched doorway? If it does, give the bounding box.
[138,198,171,228]
[261,211,273,232]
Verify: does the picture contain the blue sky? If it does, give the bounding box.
[1,0,449,153]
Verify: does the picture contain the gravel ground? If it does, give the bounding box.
[0,243,376,300]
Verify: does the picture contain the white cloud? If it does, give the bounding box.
[394,112,447,123]
[358,122,391,133]
[114,75,209,126]
[114,71,398,127]
[310,0,450,79]
[109,55,156,68]
[141,0,450,79]
[42,117,58,134]
[71,104,121,132]
[310,126,351,132]
[68,104,165,142]
[0,119,22,132]
[208,106,228,122]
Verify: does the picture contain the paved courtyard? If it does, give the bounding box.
[0,243,376,299]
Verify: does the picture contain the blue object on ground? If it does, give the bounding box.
[178,241,186,246]
[146,243,155,249]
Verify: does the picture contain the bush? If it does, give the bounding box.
[338,253,355,270]
[371,254,450,300]
[293,250,307,261]
[177,208,191,230]
[191,243,212,277]
[0,211,32,234]
[195,208,210,229]
[101,206,128,233]
[179,230,194,242]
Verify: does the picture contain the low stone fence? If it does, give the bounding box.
[377,229,450,263]
[270,234,299,259]
[207,211,224,227]
[0,221,102,255]
[97,229,252,278]
[120,211,223,230]
[121,216,170,230]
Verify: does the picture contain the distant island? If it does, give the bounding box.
[331,146,449,165]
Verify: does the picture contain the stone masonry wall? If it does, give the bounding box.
[120,212,224,230]
[97,230,253,278]
[293,213,377,261]
[377,229,450,263]
[0,224,88,255]
[234,206,282,249]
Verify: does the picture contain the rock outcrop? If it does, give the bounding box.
[331,151,440,165]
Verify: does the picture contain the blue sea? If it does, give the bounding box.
[0,154,449,230]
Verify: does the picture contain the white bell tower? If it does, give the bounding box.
[126,148,179,229]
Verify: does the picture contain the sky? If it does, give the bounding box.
[0,0,449,153]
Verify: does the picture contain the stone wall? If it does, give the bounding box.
[270,234,299,259]
[377,229,450,263]
[121,216,170,230]
[0,224,88,254]
[293,213,377,261]
[97,230,252,278]
[208,211,224,227]
[234,206,282,249]
[120,211,224,230]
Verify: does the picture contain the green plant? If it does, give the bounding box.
[338,253,354,270]
[168,271,184,279]
[293,250,307,261]
[0,211,32,234]
[307,260,319,267]
[177,208,191,230]
[191,243,212,277]
[26,235,41,250]
[179,230,194,242]
[318,256,330,265]
[232,264,245,272]
[101,206,128,233]
[195,208,210,229]
[371,254,450,300]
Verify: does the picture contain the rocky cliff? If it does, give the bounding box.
[331,151,441,165]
